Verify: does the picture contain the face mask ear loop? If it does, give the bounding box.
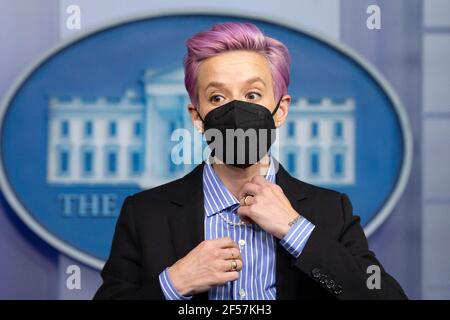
[196,106,205,123]
[271,96,283,117]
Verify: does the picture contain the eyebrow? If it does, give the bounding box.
[204,76,266,92]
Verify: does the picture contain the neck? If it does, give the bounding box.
[211,155,271,200]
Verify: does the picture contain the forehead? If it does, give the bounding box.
[197,51,272,89]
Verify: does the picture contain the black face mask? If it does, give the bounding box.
[197,98,281,169]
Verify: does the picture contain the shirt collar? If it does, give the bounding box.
[202,158,276,217]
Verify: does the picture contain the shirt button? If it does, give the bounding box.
[239,289,246,298]
[239,239,246,247]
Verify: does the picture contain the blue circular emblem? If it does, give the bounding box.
[0,13,412,269]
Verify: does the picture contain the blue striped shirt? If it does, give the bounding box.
[159,160,315,300]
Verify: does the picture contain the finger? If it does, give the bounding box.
[212,237,239,250]
[219,259,243,272]
[237,205,251,217]
[220,248,242,260]
[218,271,240,285]
[267,183,286,198]
[239,194,255,207]
[236,206,255,224]
[265,183,291,207]
[251,175,269,187]
[230,259,243,272]
[238,182,261,200]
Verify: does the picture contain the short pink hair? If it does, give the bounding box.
[183,22,291,108]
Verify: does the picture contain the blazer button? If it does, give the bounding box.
[326,279,336,290]
[319,275,328,285]
[333,285,343,295]
[311,268,322,279]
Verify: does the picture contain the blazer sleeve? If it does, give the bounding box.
[93,196,165,300]
[294,193,408,299]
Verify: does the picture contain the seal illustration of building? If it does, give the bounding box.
[47,66,355,188]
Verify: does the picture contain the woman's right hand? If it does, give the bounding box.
[167,237,242,296]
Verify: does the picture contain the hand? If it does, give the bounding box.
[167,237,242,296]
[237,175,300,239]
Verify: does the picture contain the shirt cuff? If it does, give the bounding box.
[158,267,193,300]
[280,216,316,258]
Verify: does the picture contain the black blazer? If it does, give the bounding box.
[94,162,407,300]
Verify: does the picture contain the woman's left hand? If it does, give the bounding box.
[237,175,300,239]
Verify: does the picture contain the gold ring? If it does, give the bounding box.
[243,195,252,206]
[230,260,238,271]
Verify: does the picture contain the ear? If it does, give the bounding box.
[187,103,204,133]
[274,95,291,128]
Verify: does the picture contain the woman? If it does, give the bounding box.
[94,22,407,300]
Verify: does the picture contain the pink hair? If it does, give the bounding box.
[183,22,291,108]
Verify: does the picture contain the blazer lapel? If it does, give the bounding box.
[275,163,315,299]
[168,163,205,261]
[167,163,209,300]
